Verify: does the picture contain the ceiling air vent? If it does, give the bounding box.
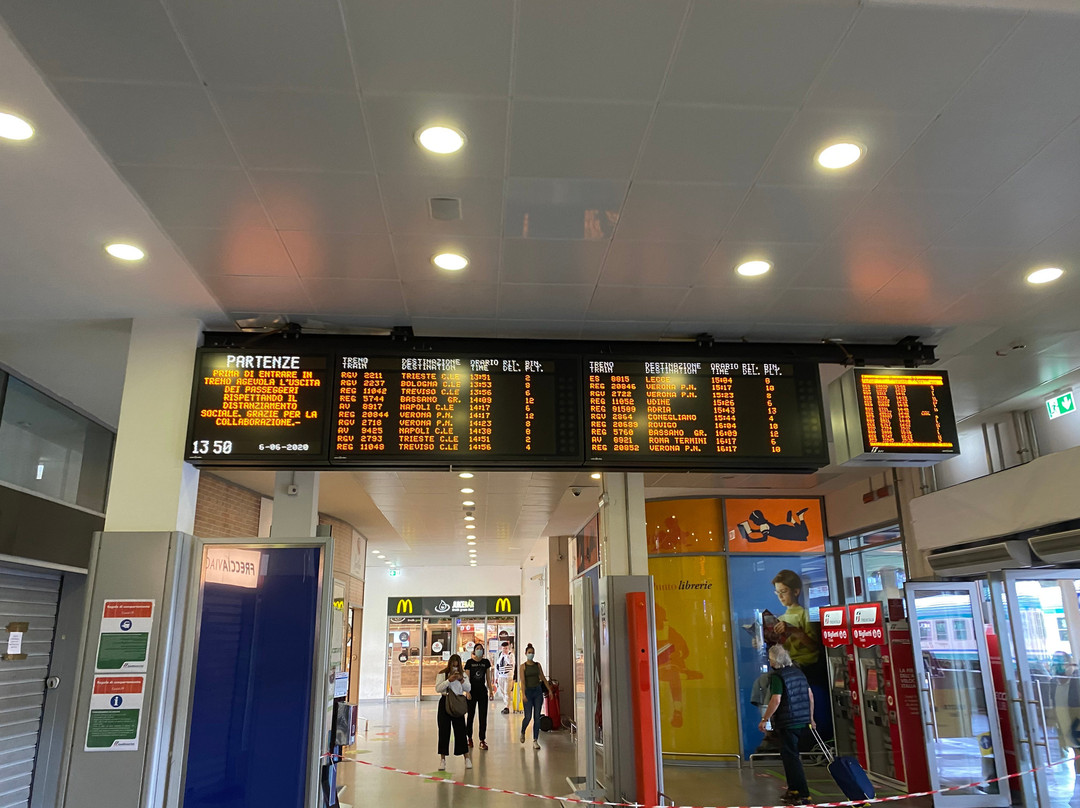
[927,540,1033,577]
[429,197,462,221]
[1029,529,1080,564]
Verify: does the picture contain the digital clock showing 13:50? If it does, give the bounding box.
[185,350,329,462]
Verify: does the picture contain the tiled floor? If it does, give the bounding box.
[337,700,931,807]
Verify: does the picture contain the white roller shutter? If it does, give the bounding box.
[0,566,61,808]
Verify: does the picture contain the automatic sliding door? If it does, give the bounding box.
[906,582,1009,807]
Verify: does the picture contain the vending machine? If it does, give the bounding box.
[849,602,930,792]
[821,605,862,763]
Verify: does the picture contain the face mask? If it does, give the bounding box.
[527,653,534,661]
[473,649,483,658]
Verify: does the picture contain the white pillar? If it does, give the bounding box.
[599,472,648,576]
[104,319,202,533]
[269,471,320,537]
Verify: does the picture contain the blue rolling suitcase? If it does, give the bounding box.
[811,727,875,804]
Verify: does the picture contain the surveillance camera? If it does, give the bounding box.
[286,484,299,496]
[571,487,582,497]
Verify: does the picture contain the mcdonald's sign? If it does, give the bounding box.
[494,597,512,613]
[394,598,414,614]
[485,595,519,614]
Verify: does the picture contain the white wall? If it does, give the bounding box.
[358,564,526,699]
[824,473,898,537]
[1031,400,1080,456]
[520,536,549,666]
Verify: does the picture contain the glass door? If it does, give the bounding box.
[1002,571,1080,808]
[420,618,453,698]
[906,582,1009,807]
[386,617,421,697]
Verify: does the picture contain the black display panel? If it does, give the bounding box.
[330,353,581,464]
[853,368,958,454]
[185,350,330,463]
[584,358,827,469]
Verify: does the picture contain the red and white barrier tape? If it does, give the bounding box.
[331,751,1079,808]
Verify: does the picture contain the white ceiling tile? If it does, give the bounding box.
[169,0,354,90]
[874,249,1012,301]
[169,228,294,277]
[586,286,688,320]
[881,106,1076,193]
[857,286,957,327]
[496,320,584,339]
[302,278,407,317]
[515,0,685,101]
[279,231,397,279]
[365,95,508,178]
[497,284,594,320]
[759,109,929,188]
[1024,213,1080,269]
[391,236,500,283]
[637,105,793,183]
[343,0,512,96]
[504,178,627,240]
[212,89,372,172]
[501,239,608,284]
[699,241,821,289]
[382,175,504,238]
[615,182,746,242]
[55,82,236,167]
[806,5,1021,112]
[664,0,856,107]
[673,285,777,322]
[204,274,314,312]
[947,14,1080,117]
[598,240,713,286]
[577,321,669,340]
[509,100,652,179]
[402,282,498,318]
[0,0,197,83]
[792,241,910,294]
[661,322,754,341]
[721,186,866,244]
[249,171,386,234]
[119,166,269,228]
[832,188,984,248]
[409,317,501,339]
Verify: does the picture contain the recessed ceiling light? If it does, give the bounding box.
[470,561,477,566]
[462,500,475,507]
[417,125,465,154]
[105,243,146,262]
[464,515,475,521]
[590,472,602,480]
[371,549,380,554]
[467,534,476,540]
[467,540,477,545]
[469,549,477,555]
[0,112,34,141]
[384,560,392,565]
[460,487,474,494]
[459,472,474,479]
[736,260,771,277]
[817,142,864,170]
[1026,266,1064,285]
[432,252,468,271]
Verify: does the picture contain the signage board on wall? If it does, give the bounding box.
[820,606,850,647]
[95,600,154,673]
[386,596,520,616]
[203,548,262,589]
[84,675,145,751]
[724,497,826,553]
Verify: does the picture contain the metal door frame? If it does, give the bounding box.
[906,581,1009,808]
[999,568,1080,807]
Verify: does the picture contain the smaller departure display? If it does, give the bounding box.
[185,351,328,462]
[854,369,957,453]
[584,358,827,468]
[331,355,581,464]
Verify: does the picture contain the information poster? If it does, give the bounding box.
[725,497,825,553]
[95,600,154,672]
[84,675,144,751]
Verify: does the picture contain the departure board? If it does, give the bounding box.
[185,350,329,462]
[330,354,581,464]
[585,358,827,468]
[854,369,957,453]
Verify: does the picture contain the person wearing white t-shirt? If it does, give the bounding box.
[495,641,515,713]
[434,654,472,771]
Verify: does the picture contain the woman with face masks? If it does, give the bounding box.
[464,643,494,750]
[519,643,552,749]
[434,654,472,770]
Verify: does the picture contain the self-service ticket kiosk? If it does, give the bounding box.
[850,601,929,792]
[821,605,861,761]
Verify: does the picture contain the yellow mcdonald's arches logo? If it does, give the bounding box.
[495,597,512,613]
[395,598,414,614]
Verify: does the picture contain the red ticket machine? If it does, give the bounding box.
[821,605,863,765]
[850,602,929,792]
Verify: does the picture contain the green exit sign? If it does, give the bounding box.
[1047,392,1076,420]
[388,569,399,577]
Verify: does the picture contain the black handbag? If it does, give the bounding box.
[444,689,468,718]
